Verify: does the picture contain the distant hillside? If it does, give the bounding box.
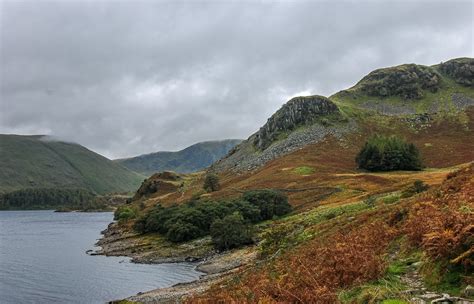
[116,139,242,175]
[0,134,144,194]
[212,57,474,172]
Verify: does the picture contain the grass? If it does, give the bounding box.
[292,166,315,175]
[382,193,401,204]
[421,260,465,296]
[338,256,413,303]
[0,134,144,195]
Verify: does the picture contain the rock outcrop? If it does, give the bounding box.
[133,171,182,200]
[211,95,353,173]
[439,57,474,87]
[253,95,340,150]
[354,64,441,99]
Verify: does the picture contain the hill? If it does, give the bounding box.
[211,58,474,172]
[115,139,242,176]
[0,134,144,194]
[99,58,474,303]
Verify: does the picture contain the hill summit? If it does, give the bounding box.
[212,57,474,172]
[0,134,143,194]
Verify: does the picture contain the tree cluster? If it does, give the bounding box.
[356,135,422,171]
[0,188,96,210]
[134,190,292,249]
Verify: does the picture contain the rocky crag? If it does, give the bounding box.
[212,58,474,173]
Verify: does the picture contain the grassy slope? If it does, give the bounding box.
[116,139,242,176]
[331,63,474,114]
[0,134,144,194]
[189,163,473,303]
[113,59,473,302]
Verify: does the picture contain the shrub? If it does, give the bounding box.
[166,220,202,242]
[134,191,289,247]
[114,206,137,222]
[210,212,254,251]
[356,135,422,171]
[364,196,376,207]
[243,190,292,220]
[203,173,220,192]
[402,180,429,198]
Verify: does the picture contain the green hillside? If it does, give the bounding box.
[0,134,144,194]
[331,57,474,114]
[116,139,242,176]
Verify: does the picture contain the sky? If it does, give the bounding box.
[0,0,472,159]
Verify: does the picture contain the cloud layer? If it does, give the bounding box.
[1,0,472,158]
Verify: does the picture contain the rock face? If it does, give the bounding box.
[253,95,340,150]
[211,96,353,173]
[133,171,181,200]
[355,64,441,99]
[439,57,474,87]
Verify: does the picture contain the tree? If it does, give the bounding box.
[203,173,220,192]
[166,220,201,242]
[356,135,422,171]
[243,190,292,220]
[210,212,254,251]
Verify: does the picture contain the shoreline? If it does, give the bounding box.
[96,221,257,303]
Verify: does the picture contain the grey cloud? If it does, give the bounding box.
[1,0,472,158]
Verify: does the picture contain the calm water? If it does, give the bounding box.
[0,211,202,304]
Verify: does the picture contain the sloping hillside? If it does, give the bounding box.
[100,58,474,303]
[212,58,474,173]
[116,139,242,175]
[0,134,144,194]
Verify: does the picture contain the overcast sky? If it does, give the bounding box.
[0,0,472,159]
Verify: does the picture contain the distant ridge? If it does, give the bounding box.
[115,139,242,175]
[0,134,144,194]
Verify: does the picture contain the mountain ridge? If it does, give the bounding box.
[115,139,242,175]
[0,134,144,194]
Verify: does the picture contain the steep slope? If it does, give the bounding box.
[212,58,474,173]
[0,134,144,194]
[116,139,242,175]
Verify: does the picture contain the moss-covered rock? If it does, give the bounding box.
[354,64,442,100]
[439,57,474,87]
[253,95,340,150]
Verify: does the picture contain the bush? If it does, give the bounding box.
[210,212,254,251]
[166,220,202,242]
[203,173,220,192]
[243,190,292,220]
[402,180,429,198]
[364,196,376,207]
[356,135,422,171]
[134,191,290,248]
[114,206,137,222]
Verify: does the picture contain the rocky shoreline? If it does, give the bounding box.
[95,222,257,303]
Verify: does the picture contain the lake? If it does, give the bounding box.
[0,211,202,304]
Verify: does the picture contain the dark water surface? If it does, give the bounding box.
[0,211,202,304]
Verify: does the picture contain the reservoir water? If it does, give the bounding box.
[0,211,202,303]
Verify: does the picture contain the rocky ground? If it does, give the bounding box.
[211,119,357,173]
[399,262,473,304]
[96,223,258,303]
